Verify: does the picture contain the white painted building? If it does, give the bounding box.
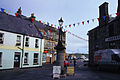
[0,12,44,70]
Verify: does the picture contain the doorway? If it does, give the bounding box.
[14,52,21,68]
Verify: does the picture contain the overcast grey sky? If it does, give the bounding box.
[0,0,118,54]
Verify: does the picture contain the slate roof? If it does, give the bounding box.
[0,12,43,39]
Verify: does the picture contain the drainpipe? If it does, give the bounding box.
[40,39,42,66]
[21,34,25,68]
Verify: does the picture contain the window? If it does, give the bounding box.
[25,37,29,47]
[24,53,28,64]
[35,39,39,48]
[33,53,38,65]
[112,54,120,62]
[16,35,21,46]
[0,52,2,67]
[0,33,4,44]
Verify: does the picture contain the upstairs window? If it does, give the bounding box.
[25,37,29,47]
[35,39,39,48]
[16,35,21,46]
[0,52,2,67]
[33,53,39,65]
[0,33,4,44]
[24,53,28,64]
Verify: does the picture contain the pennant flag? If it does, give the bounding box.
[55,25,56,28]
[50,29,52,32]
[15,13,18,16]
[1,8,5,13]
[61,26,63,29]
[65,30,67,32]
[32,18,34,22]
[69,24,71,27]
[43,22,45,25]
[92,19,94,22]
[44,31,46,35]
[73,24,75,27]
[97,18,100,21]
[103,16,106,21]
[77,22,80,26]
[39,20,41,24]
[51,24,53,27]
[82,21,84,25]
[65,25,67,28]
[87,20,89,24]
[116,12,119,16]
[8,11,11,14]
[47,22,49,26]
[52,28,54,31]
[58,26,59,29]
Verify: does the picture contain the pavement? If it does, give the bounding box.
[0,60,120,80]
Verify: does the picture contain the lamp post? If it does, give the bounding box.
[54,17,66,75]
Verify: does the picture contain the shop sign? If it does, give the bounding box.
[44,51,48,53]
[50,51,53,53]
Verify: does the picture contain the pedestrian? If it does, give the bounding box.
[73,58,76,67]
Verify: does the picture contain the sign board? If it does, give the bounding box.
[67,67,74,75]
[53,66,61,79]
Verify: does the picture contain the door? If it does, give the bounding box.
[14,52,20,67]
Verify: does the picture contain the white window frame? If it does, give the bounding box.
[24,53,28,64]
[25,37,29,47]
[35,39,39,48]
[33,53,39,65]
[16,35,21,46]
[0,33,4,44]
[0,52,2,67]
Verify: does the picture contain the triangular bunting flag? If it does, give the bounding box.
[82,21,84,25]
[103,16,106,21]
[92,19,94,22]
[55,25,56,28]
[1,8,5,13]
[39,20,41,24]
[87,20,89,24]
[77,22,80,26]
[73,24,75,27]
[65,25,67,28]
[15,13,18,16]
[116,12,119,16]
[47,22,49,26]
[69,24,71,27]
[97,18,100,21]
[32,18,34,22]
[51,24,53,27]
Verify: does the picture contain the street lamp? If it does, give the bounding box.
[54,17,66,75]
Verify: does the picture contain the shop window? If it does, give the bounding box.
[16,35,21,46]
[25,37,29,47]
[33,53,38,65]
[35,39,39,48]
[24,53,28,64]
[0,52,2,67]
[0,33,4,44]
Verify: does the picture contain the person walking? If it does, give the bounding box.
[73,58,76,67]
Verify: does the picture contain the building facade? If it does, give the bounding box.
[0,12,44,69]
[37,24,66,64]
[88,1,120,65]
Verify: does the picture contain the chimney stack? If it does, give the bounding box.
[117,0,120,13]
[99,2,109,26]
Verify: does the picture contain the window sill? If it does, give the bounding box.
[23,64,29,65]
[33,63,39,65]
